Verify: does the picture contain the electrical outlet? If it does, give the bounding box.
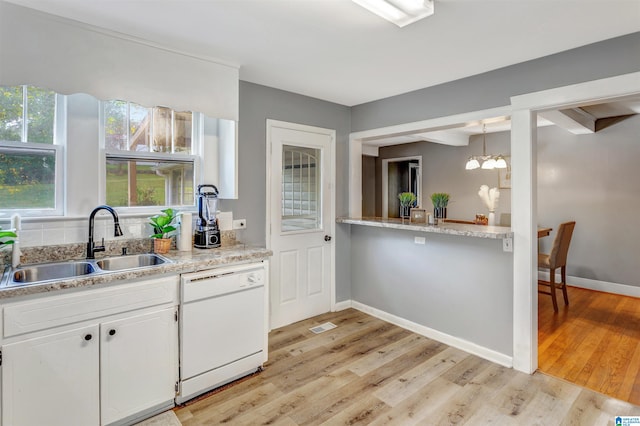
[233,219,247,229]
[503,237,513,252]
[414,236,425,245]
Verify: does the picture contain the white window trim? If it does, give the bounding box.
[0,91,66,217]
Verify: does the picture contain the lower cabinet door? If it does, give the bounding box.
[2,325,100,426]
[100,307,178,425]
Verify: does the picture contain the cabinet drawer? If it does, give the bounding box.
[3,275,178,338]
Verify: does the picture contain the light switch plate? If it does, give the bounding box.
[233,219,247,229]
[414,236,426,245]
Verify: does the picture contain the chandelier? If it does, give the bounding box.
[465,124,507,170]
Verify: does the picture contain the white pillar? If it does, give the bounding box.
[511,109,538,373]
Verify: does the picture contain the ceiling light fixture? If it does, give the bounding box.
[352,0,435,27]
[465,124,507,171]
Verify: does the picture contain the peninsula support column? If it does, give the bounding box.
[511,109,538,373]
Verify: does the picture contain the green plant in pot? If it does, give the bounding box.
[430,193,450,219]
[149,208,177,254]
[398,192,417,218]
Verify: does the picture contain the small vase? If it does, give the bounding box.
[400,205,411,219]
[153,238,171,254]
[434,207,447,219]
[488,211,496,226]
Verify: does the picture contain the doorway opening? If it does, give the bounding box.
[381,156,422,218]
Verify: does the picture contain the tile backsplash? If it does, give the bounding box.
[0,211,235,248]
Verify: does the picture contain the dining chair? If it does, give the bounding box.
[538,221,576,312]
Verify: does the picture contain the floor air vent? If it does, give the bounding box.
[309,322,337,334]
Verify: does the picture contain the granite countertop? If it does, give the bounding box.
[337,217,513,239]
[0,244,272,300]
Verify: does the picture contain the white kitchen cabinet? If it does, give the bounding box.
[100,308,178,425]
[0,274,179,426]
[2,324,100,426]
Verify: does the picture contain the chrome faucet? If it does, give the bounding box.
[87,205,123,259]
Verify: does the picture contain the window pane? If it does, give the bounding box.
[281,145,321,232]
[152,107,171,153]
[173,112,192,153]
[26,86,56,144]
[106,158,194,207]
[0,149,56,208]
[0,86,24,142]
[129,103,150,151]
[104,100,128,150]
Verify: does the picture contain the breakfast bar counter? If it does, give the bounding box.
[337,217,513,240]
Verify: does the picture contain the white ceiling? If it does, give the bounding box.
[5,0,640,107]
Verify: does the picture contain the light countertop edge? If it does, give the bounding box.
[337,217,513,240]
[0,244,273,300]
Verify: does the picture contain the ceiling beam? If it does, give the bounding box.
[538,108,595,134]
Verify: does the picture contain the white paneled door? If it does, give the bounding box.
[268,120,335,329]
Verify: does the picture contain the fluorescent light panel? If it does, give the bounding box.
[353,0,435,27]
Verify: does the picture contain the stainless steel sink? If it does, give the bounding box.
[95,253,169,272]
[10,261,97,285]
[0,252,172,289]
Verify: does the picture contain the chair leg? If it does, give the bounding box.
[560,266,569,306]
[550,268,559,312]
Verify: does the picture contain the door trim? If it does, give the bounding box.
[265,120,337,328]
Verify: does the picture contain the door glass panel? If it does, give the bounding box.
[281,145,321,232]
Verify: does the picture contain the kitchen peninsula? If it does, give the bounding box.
[337,217,512,240]
[339,216,514,367]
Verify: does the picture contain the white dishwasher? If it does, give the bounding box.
[178,261,268,404]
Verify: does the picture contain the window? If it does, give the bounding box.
[101,101,197,208]
[0,85,64,214]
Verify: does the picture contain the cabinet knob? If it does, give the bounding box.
[84,334,92,341]
[324,235,332,242]
[108,329,116,336]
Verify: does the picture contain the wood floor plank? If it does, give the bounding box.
[538,286,640,405]
[369,377,462,426]
[173,308,640,425]
[373,346,470,407]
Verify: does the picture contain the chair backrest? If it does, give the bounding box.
[549,221,576,269]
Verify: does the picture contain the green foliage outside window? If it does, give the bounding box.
[0,86,57,209]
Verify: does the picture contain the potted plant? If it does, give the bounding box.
[398,192,417,219]
[149,208,177,254]
[430,193,450,219]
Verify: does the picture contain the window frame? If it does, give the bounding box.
[98,102,201,214]
[0,88,66,217]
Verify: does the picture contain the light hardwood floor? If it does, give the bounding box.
[538,284,640,406]
[175,308,638,425]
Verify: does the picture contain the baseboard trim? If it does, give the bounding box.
[538,270,640,298]
[350,300,513,368]
[332,300,352,311]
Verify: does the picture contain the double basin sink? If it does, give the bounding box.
[2,253,171,288]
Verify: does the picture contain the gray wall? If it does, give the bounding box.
[352,32,640,131]
[537,115,640,287]
[368,136,512,221]
[350,225,513,355]
[221,81,352,301]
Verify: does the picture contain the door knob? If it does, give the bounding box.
[324,235,332,242]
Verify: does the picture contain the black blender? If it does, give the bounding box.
[194,184,221,249]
